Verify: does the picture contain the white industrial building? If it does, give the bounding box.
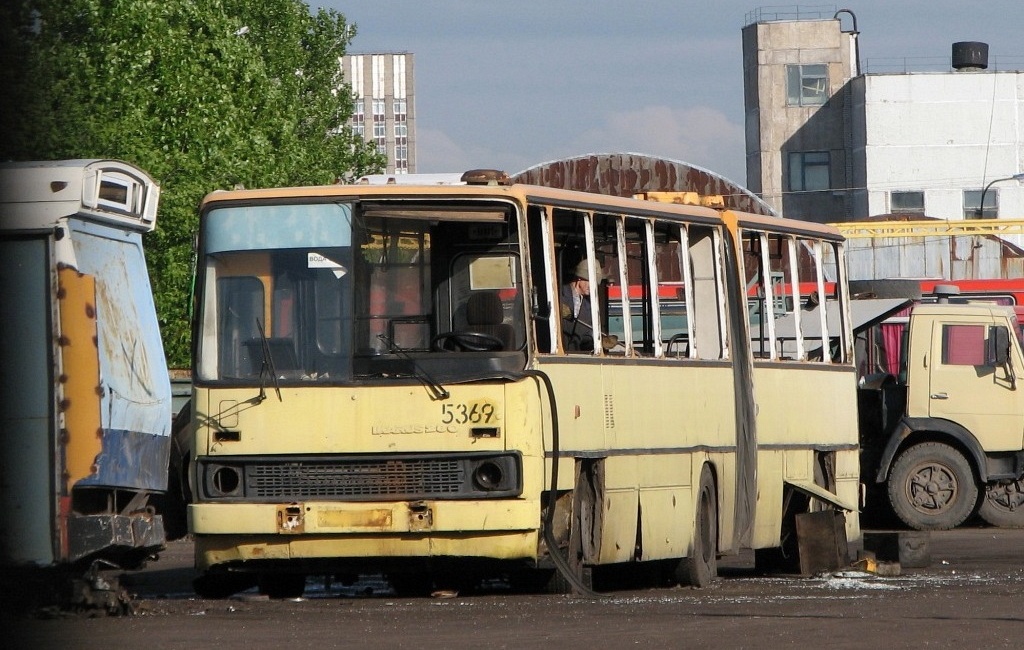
[851,71,1024,221]
[742,6,1024,282]
[742,6,1024,225]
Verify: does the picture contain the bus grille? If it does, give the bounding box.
[197,452,522,502]
[251,458,464,499]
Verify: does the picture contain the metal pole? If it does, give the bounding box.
[977,172,1024,218]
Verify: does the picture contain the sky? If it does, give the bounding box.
[319,1,1022,187]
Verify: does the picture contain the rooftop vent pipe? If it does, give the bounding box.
[952,41,988,71]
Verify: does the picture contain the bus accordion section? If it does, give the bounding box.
[186,173,859,598]
[0,160,171,611]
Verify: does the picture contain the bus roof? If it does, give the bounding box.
[200,179,843,240]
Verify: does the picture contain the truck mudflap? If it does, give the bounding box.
[784,478,858,512]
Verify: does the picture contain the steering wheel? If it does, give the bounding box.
[431,331,504,352]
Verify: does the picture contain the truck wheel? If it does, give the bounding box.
[673,466,718,587]
[887,442,978,530]
[978,479,1024,528]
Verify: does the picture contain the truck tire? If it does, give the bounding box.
[978,479,1024,528]
[887,442,978,530]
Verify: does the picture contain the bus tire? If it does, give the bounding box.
[674,466,718,587]
[887,442,978,530]
[978,479,1024,528]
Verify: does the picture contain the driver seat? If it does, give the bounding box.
[466,291,515,350]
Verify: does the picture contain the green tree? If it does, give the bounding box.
[1,0,385,366]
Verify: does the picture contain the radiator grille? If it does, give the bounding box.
[248,458,465,499]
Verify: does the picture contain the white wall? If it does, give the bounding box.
[861,71,1024,219]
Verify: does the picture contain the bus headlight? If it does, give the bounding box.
[473,461,505,491]
[203,462,244,498]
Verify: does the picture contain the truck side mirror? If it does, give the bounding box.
[989,326,1011,366]
[989,325,1016,390]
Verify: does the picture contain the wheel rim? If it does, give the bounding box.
[987,480,1024,512]
[906,462,959,514]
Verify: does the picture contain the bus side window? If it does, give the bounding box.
[655,224,686,357]
[688,226,725,360]
[552,208,602,355]
[623,217,655,357]
[526,204,553,353]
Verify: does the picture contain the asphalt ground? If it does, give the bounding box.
[8,526,1024,649]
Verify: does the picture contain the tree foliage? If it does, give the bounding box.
[1,0,385,366]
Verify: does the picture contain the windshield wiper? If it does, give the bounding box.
[254,318,282,403]
[377,333,449,400]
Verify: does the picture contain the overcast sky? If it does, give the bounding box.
[319,1,1021,186]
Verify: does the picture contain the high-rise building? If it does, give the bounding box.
[342,53,416,175]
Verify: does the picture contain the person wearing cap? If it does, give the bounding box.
[560,259,600,351]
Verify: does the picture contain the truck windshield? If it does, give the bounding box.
[195,200,527,385]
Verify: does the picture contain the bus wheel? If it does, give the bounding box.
[978,479,1024,528]
[258,573,306,599]
[887,442,978,530]
[674,466,718,587]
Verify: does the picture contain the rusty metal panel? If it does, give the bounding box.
[795,510,849,576]
[835,216,1024,282]
[843,231,1024,282]
[57,268,104,492]
[66,219,171,492]
[511,153,775,215]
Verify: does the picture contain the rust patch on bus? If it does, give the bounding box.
[317,508,393,529]
[277,505,305,533]
[408,501,433,531]
[511,153,772,214]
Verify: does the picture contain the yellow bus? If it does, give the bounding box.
[185,171,859,597]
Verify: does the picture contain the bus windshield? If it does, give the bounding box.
[196,199,527,385]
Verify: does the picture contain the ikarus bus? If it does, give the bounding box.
[185,170,860,598]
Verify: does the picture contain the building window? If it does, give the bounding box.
[787,151,830,192]
[395,144,408,172]
[964,189,997,219]
[786,64,828,106]
[352,101,365,138]
[891,191,925,215]
[393,99,407,139]
[372,99,386,142]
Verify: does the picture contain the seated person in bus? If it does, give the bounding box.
[560,259,618,352]
[561,259,595,351]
